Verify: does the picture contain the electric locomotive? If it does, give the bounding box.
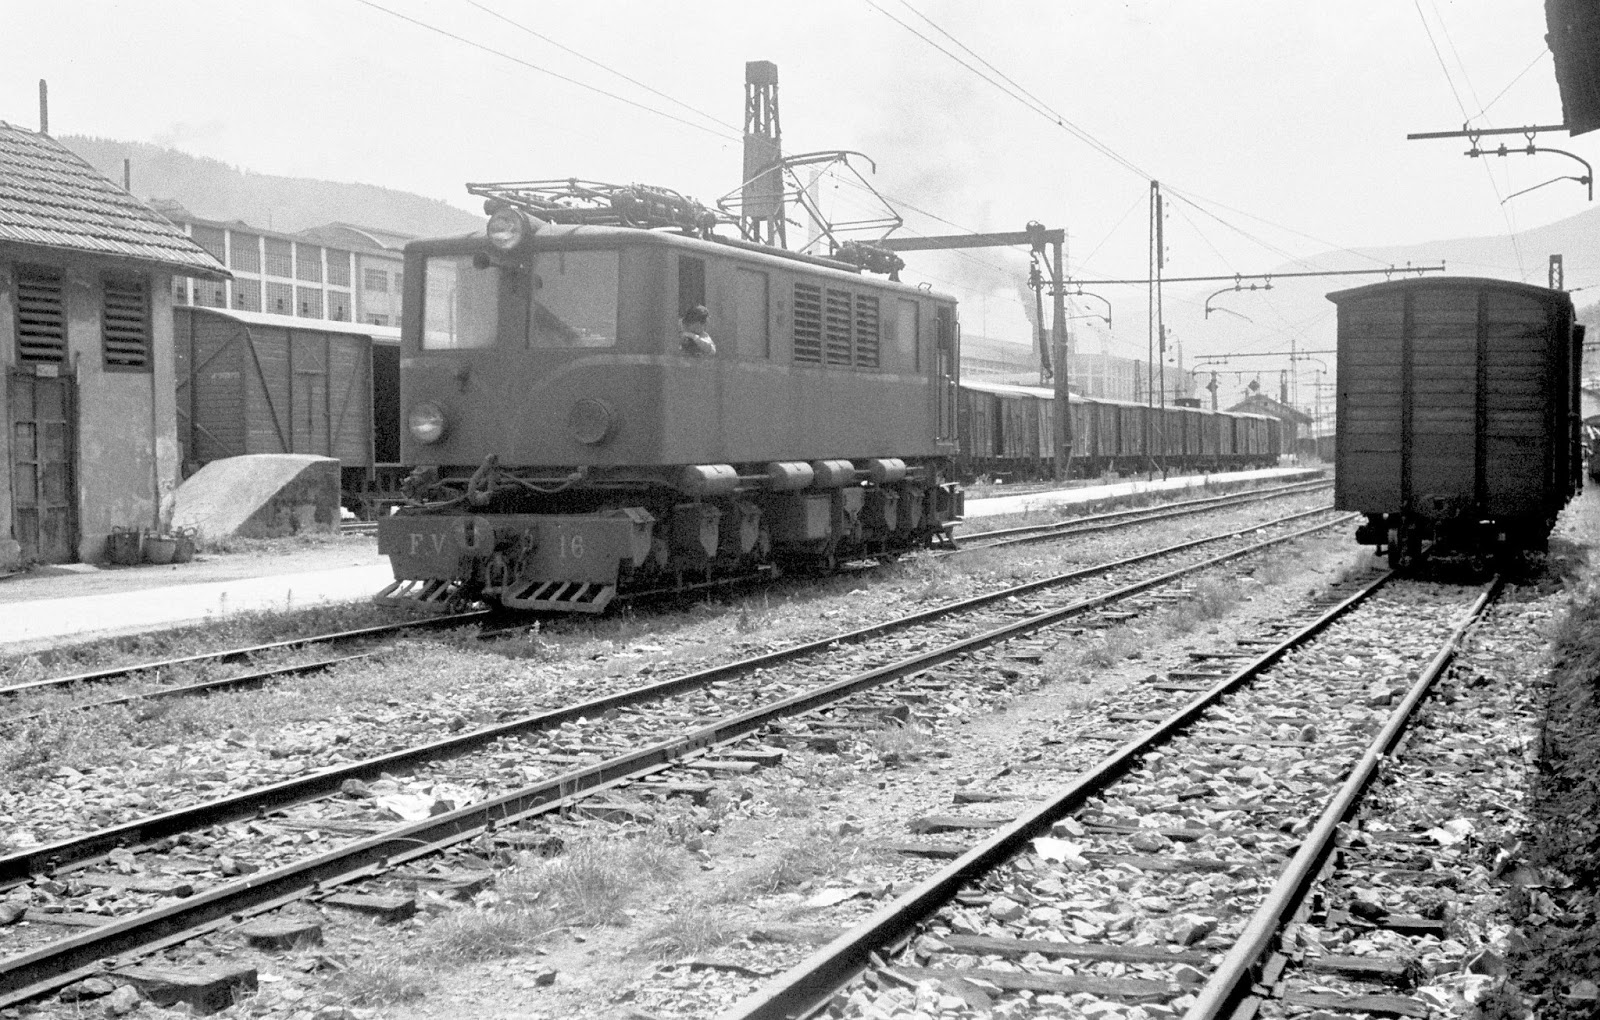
[377,181,963,612]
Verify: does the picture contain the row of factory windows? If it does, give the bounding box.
[176,278,355,321]
[11,265,151,371]
[186,226,402,295]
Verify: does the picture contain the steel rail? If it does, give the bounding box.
[958,476,1325,538]
[1181,576,1503,1020]
[959,479,1331,549]
[0,513,1354,1007]
[1,478,1323,703]
[0,507,1345,889]
[0,653,378,729]
[713,568,1398,1020]
[0,611,488,700]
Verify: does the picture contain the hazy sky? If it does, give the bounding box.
[3,1,1589,381]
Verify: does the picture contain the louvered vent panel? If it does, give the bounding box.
[825,289,853,366]
[102,277,151,369]
[793,283,823,364]
[853,295,880,368]
[16,268,66,364]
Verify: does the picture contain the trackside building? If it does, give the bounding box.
[0,121,227,566]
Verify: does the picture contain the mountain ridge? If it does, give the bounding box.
[62,136,483,239]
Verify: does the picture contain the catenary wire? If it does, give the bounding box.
[463,0,742,134]
[1412,0,1527,281]
[349,0,741,141]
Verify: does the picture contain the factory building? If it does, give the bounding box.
[0,122,227,567]
[156,207,410,329]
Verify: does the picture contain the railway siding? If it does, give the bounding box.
[0,505,1352,1013]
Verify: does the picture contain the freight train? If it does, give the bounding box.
[170,185,1290,612]
[957,378,1282,480]
[1330,276,1584,568]
[173,315,1285,518]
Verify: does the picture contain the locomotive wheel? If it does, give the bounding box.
[1386,526,1404,570]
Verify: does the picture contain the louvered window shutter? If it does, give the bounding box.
[102,276,152,370]
[15,266,67,365]
[792,283,823,364]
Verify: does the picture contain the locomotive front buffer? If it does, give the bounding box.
[377,509,655,614]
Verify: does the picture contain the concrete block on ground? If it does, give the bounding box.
[237,916,324,949]
[323,891,416,921]
[114,962,258,1015]
[171,455,340,542]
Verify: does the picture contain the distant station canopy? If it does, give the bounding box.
[1547,0,1600,134]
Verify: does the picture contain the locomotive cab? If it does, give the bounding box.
[378,196,963,613]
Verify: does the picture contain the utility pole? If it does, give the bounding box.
[878,222,1072,478]
[1051,232,1069,480]
[1148,180,1166,475]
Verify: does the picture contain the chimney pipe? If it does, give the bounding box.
[38,79,48,134]
[123,158,131,192]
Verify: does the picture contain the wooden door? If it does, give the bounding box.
[8,372,76,563]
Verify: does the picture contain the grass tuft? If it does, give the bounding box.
[636,903,738,959]
[411,833,688,961]
[327,962,431,1006]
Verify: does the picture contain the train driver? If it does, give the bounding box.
[680,305,717,356]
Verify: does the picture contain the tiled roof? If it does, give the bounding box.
[0,123,228,278]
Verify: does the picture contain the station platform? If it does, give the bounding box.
[0,466,1324,654]
[962,466,1324,518]
[0,547,392,655]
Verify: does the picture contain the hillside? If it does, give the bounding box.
[62,136,482,237]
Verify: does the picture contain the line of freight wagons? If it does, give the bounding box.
[173,307,1286,511]
[958,378,1284,480]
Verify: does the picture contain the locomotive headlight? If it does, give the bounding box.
[408,402,447,444]
[486,207,532,251]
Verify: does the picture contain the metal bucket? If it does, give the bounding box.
[144,536,178,565]
[106,528,142,566]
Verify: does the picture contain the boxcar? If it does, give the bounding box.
[1328,276,1583,566]
[173,306,404,508]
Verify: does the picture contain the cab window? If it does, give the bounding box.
[422,255,498,350]
[529,251,619,348]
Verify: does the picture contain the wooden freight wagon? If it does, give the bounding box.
[1328,277,1582,566]
[174,307,402,508]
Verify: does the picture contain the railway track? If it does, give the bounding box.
[0,479,1328,713]
[713,577,1501,1020]
[0,611,489,704]
[0,505,1353,1008]
[955,477,1330,551]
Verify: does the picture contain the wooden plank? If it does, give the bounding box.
[870,839,966,858]
[892,966,1183,1001]
[1082,851,1262,873]
[1282,991,1429,1018]
[908,815,1010,834]
[1306,954,1416,986]
[938,934,1209,967]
